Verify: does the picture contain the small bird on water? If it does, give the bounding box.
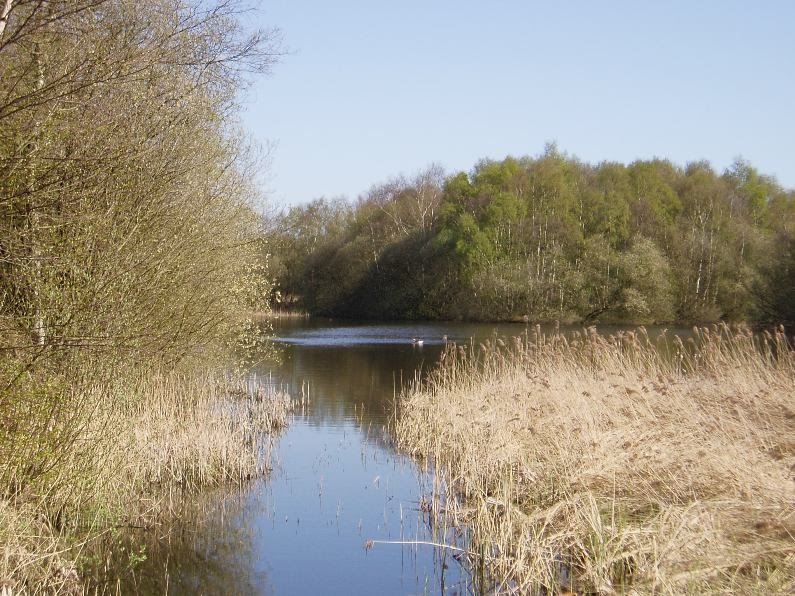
[411,337,424,346]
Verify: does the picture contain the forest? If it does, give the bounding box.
[267,146,795,324]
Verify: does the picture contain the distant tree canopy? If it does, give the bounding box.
[266,150,795,324]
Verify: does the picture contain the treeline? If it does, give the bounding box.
[268,146,795,324]
[0,0,278,588]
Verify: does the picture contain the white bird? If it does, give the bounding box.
[411,337,424,346]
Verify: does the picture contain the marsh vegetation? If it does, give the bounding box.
[397,324,795,594]
[0,372,291,592]
[2,1,794,594]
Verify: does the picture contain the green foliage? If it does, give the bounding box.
[627,159,682,239]
[266,150,794,325]
[725,158,771,224]
[582,163,631,248]
[617,237,675,323]
[760,197,795,332]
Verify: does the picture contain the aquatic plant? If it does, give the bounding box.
[397,324,795,594]
[0,373,291,593]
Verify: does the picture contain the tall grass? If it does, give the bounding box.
[0,372,291,593]
[396,324,795,594]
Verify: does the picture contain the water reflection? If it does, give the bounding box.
[240,420,477,595]
[110,319,692,594]
[235,319,537,595]
[257,343,441,429]
[260,319,539,430]
[84,492,265,595]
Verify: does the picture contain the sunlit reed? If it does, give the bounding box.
[397,323,795,594]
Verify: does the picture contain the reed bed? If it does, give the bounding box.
[396,324,795,595]
[120,374,291,496]
[0,373,291,594]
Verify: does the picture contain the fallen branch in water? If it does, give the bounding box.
[364,538,477,558]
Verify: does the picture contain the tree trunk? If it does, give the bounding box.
[29,41,46,346]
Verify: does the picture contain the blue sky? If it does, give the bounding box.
[243,1,795,207]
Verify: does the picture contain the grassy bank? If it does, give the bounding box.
[0,372,291,593]
[396,325,795,594]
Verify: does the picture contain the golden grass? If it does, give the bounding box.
[119,374,290,496]
[396,324,795,595]
[0,501,81,595]
[0,373,291,594]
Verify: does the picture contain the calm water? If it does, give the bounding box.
[122,319,686,594]
[239,319,537,595]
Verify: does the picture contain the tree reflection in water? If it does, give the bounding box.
[83,490,265,595]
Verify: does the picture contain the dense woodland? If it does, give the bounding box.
[267,147,795,324]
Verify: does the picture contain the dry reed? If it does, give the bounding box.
[396,324,795,595]
[0,373,291,594]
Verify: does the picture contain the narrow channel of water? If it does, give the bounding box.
[133,319,687,594]
[238,319,520,595]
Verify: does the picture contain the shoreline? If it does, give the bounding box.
[268,309,794,330]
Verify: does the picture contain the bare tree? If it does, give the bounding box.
[0,0,281,496]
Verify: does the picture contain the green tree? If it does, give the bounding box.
[754,191,795,322]
[267,149,793,326]
[617,236,675,322]
[581,162,631,248]
[627,159,682,251]
[669,161,730,320]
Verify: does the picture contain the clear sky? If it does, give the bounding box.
[243,0,795,207]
